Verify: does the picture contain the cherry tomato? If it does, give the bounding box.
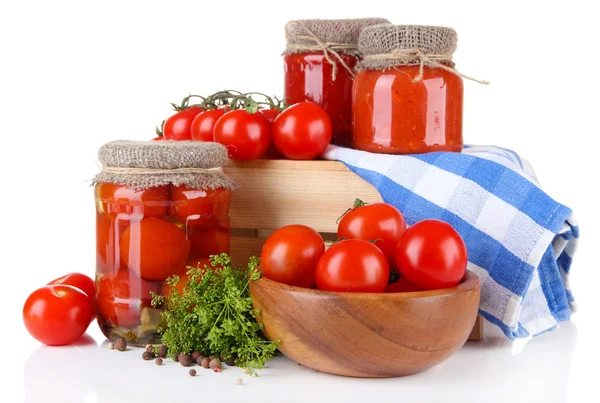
[258,108,281,123]
[316,239,389,293]
[213,110,271,161]
[260,225,325,288]
[188,227,230,259]
[190,108,227,141]
[385,278,423,293]
[259,108,284,159]
[171,185,231,228]
[23,285,93,346]
[337,201,406,264]
[48,273,95,322]
[159,258,210,297]
[163,106,204,140]
[96,183,169,218]
[96,268,160,328]
[272,102,332,160]
[120,217,190,281]
[394,219,468,290]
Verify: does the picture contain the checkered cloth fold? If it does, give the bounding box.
[323,145,579,339]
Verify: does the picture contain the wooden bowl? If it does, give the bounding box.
[249,271,480,378]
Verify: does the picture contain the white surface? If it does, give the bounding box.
[1,1,599,402]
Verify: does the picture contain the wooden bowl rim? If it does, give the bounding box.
[252,270,480,300]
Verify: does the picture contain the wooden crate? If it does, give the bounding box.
[223,159,483,341]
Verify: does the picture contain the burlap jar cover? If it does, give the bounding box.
[358,24,488,84]
[284,18,390,80]
[92,140,238,190]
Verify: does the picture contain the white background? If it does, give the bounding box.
[1,0,598,402]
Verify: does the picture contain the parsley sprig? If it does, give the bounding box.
[151,254,279,375]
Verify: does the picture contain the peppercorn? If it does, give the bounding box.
[236,378,243,385]
[142,351,155,360]
[208,355,216,360]
[157,345,168,358]
[224,357,236,366]
[200,357,210,369]
[108,342,115,350]
[209,357,221,372]
[179,354,192,367]
[195,356,205,366]
[189,369,197,377]
[191,351,201,361]
[155,357,163,366]
[114,338,127,352]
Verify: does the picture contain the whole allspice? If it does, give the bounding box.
[142,351,155,360]
[191,351,202,361]
[114,338,127,352]
[209,357,222,372]
[157,345,168,358]
[155,358,163,366]
[200,357,211,369]
[179,354,193,367]
[189,369,197,377]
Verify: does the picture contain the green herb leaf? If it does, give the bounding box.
[151,254,279,375]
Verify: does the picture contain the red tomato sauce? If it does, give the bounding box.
[94,183,231,344]
[352,65,464,154]
[284,51,357,147]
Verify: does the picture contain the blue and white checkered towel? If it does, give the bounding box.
[323,145,579,339]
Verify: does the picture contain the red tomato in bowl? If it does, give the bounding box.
[48,273,95,322]
[23,285,93,346]
[337,201,406,264]
[316,239,389,293]
[272,102,332,160]
[120,217,190,281]
[260,225,325,288]
[385,278,423,293]
[394,220,468,290]
[213,110,271,161]
[163,106,204,140]
[190,108,227,141]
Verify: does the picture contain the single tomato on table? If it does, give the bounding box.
[213,109,271,161]
[96,268,160,328]
[120,216,191,281]
[190,108,228,141]
[316,239,389,293]
[95,182,170,218]
[23,285,93,346]
[162,106,204,140]
[337,200,406,264]
[272,102,332,160]
[48,273,95,321]
[260,225,325,288]
[394,219,468,290]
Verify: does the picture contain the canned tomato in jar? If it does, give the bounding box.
[92,140,237,344]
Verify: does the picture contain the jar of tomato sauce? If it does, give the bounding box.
[353,25,465,154]
[283,18,389,147]
[92,140,237,345]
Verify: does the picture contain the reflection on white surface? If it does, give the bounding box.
[18,320,581,403]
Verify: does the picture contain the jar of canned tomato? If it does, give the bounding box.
[92,140,237,344]
[283,18,389,147]
[352,25,465,154]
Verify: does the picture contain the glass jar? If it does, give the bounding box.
[93,140,234,345]
[282,18,390,148]
[284,51,357,147]
[353,24,465,154]
[352,65,463,154]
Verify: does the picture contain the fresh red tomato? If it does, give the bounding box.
[260,225,325,288]
[258,108,281,123]
[163,106,204,140]
[96,268,160,328]
[48,273,95,322]
[385,278,423,293]
[316,239,389,293]
[96,182,169,218]
[213,110,271,160]
[171,185,231,228]
[190,108,227,141]
[188,227,230,259]
[395,220,468,290]
[23,285,93,346]
[337,201,406,264]
[259,108,284,159]
[272,102,332,160]
[120,217,191,281]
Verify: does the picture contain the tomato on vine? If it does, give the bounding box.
[213,110,271,161]
[191,108,228,142]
